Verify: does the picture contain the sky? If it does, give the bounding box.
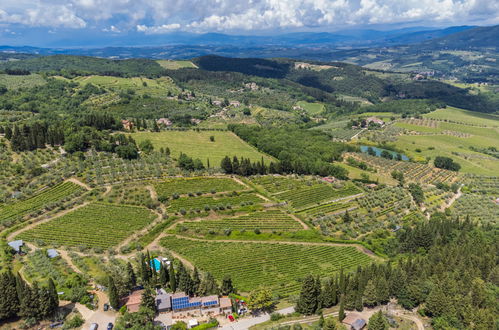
[1,0,498,47]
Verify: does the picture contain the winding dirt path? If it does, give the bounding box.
[66,177,92,190]
[439,186,462,212]
[288,213,309,229]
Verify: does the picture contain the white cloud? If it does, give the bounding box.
[136,23,181,33]
[0,0,498,32]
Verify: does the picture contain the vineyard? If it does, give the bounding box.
[275,182,362,210]
[160,235,373,296]
[176,209,303,234]
[450,194,499,225]
[18,203,156,248]
[250,175,362,209]
[401,118,439,128]
[154,177,246,199]
[345,153,459,184]
[106,184,157,208]
[0,182,84,225]
[297,201,355,217]
[166,192,263,214]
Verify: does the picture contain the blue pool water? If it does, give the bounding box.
[360,145,409,161]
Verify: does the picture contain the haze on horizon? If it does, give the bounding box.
[1,0,499,47]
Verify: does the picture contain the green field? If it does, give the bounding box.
[423,107,499,127]
[160,235,373,296]
[132,130,274,166]
[157,60,198,70]
[296,101,325,114]
[0,73,46,89]
[18,202,156,248]
[154,177,247,199]
[0,182,84,224]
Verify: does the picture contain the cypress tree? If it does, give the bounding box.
[321,278,335,308]
[296,275,317,315]
[140,286,157,312]
[315,276,322,312]
[159,264,169,289]
[108,277,119,310]
[199,272,218,295]
[338,294,346,322]
[0,271,19,320]
[192,268,201,295]
[127,262,137,288]
[221,275,234,295]
[363,280,378,307]
[169,262,176,292]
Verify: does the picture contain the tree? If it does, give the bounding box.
[323,317,338,330]
[198,272,219,296]
[191,268,201,295]
[141,287,157,313]
[408,183,424,205]
[127,262,137,288]
[221,275,235,295]
[108,277,120,310]
[338,295,346,322]
[247,288,274,313]
[0,271,19,320]
[434,156,461,171]
[43,278,59,317]
[169,262,176,292]
[139,139,154,153]
[296,275,317,315]
[159,264,169,289]
[368,311,389,330]
[320,278,336,308]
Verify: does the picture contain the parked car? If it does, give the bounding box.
[103,303,109,311]
[90,324,98,330]
[107,322,114,330]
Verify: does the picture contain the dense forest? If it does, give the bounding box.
[295,214,498,329]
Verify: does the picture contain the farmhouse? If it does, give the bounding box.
[125,289,144,313]
[229,101,241,107]
[171,292,232,316]
[156,289,172,312]
[121,120,134,130]
[342,313,366,330]
[366,117,384,126]
[157,118,172,127]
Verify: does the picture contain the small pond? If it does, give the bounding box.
[360,145,409,161]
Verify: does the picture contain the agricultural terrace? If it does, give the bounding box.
[132,130,274,167]
[153,177,247,199]
[160,235,373,296]
[463,175,499,195]
[345,153,459,185]
[72,75,179,97]
[166,192,263,214]
[312,187,421,240]
[18,202,156,248]
[423,186,454,213]
[106,184,157,209]
[251,175,362,209]
[0,182,84,225]
[451,194,499,226]
[0,73,46,89]
[157,60,198,69]
[176,210,303,234]
[296,101,325,115]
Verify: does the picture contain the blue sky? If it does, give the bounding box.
[1,0,498,47]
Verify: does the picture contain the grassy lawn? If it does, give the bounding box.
[132,130,274,166]
[296,101,325,114]
[157,60,198,69]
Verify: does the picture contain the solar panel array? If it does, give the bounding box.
[203,300,218,307]
[173,301,201,310]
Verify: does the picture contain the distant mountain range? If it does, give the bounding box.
[0,25,485,59]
